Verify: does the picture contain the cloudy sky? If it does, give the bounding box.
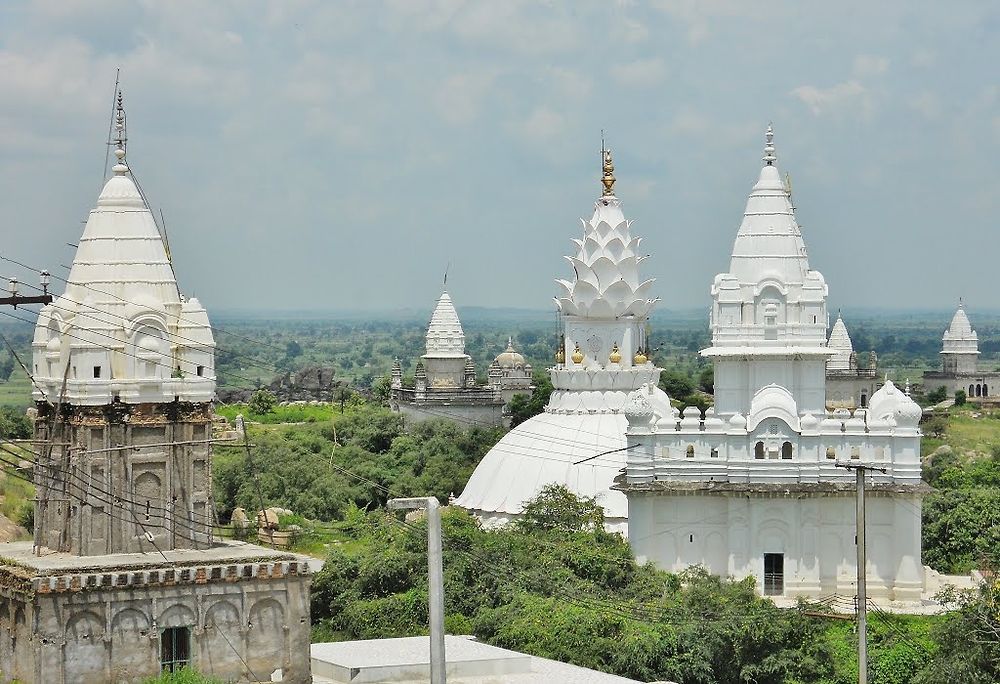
[0,1,997,315]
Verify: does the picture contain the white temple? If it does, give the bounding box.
[390,291,511,427]
[825,312,878,410]
[456,149,667,534]
[619,127,927,600]
[923,301,1000,400]
[32,135,215,404]
[488,337,534,405]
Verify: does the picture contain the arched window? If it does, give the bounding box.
[970,384,976,396]
[984,384,989,396]
[754,442,765,459]
[977,384,983,397]
[781,442,793,459]
[851,446,861,459]
[826,447,836,460]
[686,445,695,458]
[860,393,867,408]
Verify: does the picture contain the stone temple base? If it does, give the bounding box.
[0,540,312,683]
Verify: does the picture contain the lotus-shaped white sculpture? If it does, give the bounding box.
[555,197,658,318]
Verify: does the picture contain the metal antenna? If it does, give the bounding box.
[101,69,120,188]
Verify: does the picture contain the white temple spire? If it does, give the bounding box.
[112,90,128,176]
[763,123,776,166]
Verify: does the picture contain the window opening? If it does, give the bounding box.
[93,365,102,379]
[781,441,793,459]
[160,626,191,673]
[763,553,784,596]
[826,447,836,459]
[754,442,765,459]
[686,445,695,458]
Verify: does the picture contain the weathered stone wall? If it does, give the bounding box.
[33,402,214,556]
[0,557,311,684]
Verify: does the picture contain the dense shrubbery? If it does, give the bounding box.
[312,487,839,684]
[922,444,1000,573]
[213,407,502,522]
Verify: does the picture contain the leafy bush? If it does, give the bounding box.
[248,389,277,414]
[142,668,222,684]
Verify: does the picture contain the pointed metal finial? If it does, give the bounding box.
[763,123,776,166]
[112,90,128,176]
[601,140,616,197]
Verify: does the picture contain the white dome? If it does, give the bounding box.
[494,338,526,368]
[455,410,630,530]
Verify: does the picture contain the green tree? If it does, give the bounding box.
[516,484,605,535]
[508,372,554,428]
[659,368,694,399]
[925,386,947,404]
[248,389,277,415]
[955,389,967,406]
[915,572,1000,683]
[0,405,31,439]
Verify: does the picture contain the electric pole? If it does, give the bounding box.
[835,461,886,684]
[389,496,446,684]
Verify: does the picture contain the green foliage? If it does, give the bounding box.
[914,575,1000,683]
[311,492,837,684]
[508,371,553,428]
[0,405,31,439]
[212,406,501,521]
[921,441,1000,573]
[955,389,967,405]
[516,484,604,534]
[925,385,947,404]
[247,389,277,414]
[141,668,222,684]
[216,401,335,424]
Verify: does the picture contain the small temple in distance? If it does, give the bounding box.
[825,311,879,410]
[389,291,531,427]
[922,301,1000,401]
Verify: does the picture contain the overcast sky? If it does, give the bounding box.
[0,1,997,316]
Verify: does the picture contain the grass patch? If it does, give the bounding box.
[0,367,32,407]
[215,402,337,424]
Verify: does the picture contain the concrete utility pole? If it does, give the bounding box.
[835,461,886,684]
[389,496,446,684]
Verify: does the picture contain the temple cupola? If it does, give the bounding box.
[553,147,659,383]
[941,300,980,374]
[706,125,829,355]
[31,92,215,406]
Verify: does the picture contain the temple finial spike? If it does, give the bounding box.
[601,142,616,197]
[112,89,128,176]
[763,122,776,166]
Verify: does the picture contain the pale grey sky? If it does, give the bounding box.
[0,1,997,314]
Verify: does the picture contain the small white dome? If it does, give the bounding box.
[623,387,654,424]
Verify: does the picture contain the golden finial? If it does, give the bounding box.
[633,347,648,365]
[571,343,584,365]
[609,342,622,364]
[601,139,616,197]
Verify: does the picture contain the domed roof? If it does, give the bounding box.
[455,410,630,530]
[494,337,526,368]
[867,379,921,426]
[425,291,466,357]
[827,313,854,370]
